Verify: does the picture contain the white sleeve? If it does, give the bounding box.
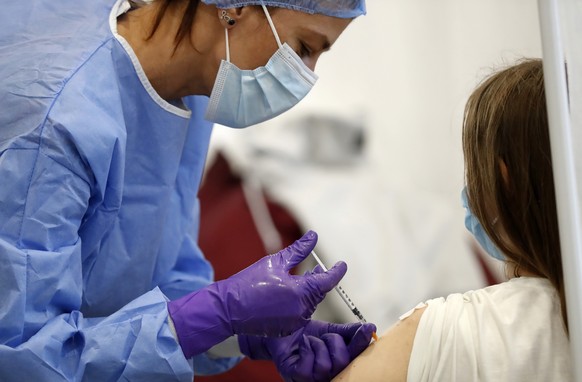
[406,294,480,382]
[406,280,571,382]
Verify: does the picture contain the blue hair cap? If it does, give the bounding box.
[201,0,366,18]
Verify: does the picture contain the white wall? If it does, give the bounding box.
[264,0,542,208]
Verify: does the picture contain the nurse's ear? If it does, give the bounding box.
[217,8,241,28]
[217,6,268,29]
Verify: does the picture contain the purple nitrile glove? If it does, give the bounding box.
[167,231,348,359]
[239,320,377,382]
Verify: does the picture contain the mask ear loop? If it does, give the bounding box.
[224,28,231,62]
[260,2,283,48]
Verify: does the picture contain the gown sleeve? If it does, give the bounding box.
[155,95,244,376]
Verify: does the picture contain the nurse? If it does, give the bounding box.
[0,0,374,381]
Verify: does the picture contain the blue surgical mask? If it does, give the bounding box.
[461,187,505,261]
[205,4,318,129]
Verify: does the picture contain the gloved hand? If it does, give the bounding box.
[239,320,377,382]
[167,231,348,358]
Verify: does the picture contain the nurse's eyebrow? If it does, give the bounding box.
[303,28,332,52]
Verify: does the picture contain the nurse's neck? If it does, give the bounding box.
[117,2,221,100]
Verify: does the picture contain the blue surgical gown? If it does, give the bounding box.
[0,0,239,380]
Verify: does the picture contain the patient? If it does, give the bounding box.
[334,59,572,381]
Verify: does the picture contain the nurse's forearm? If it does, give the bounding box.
[0,284,192,381]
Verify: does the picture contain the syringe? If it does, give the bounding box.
[310,251,378,341]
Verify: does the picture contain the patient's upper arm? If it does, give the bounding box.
[333,306,427,382]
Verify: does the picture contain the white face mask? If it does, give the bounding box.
[204,4,319,128]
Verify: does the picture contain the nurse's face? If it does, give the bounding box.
[224,7,352,72]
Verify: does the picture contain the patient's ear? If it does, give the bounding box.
[499,160,510,187]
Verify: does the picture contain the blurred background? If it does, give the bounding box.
[198,0,542,380]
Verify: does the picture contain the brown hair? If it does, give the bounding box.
[462,59,566,330]
[146,0,201,45]
[145,1,274,46]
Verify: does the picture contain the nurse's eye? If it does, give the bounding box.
[299,41,312,58]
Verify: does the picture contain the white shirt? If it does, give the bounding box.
[408,277,572,381]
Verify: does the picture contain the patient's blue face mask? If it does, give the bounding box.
[461,187,505,261]
[205,4,318,129]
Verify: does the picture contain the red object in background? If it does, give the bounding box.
[197,153,302,382]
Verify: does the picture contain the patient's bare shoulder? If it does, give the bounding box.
[333,306,427,382]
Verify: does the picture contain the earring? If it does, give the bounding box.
[221,10,236,26]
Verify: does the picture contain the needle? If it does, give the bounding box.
[311,250,378,341]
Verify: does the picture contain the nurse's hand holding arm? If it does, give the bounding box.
[239,320,377,381]
[168,231,350,358]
